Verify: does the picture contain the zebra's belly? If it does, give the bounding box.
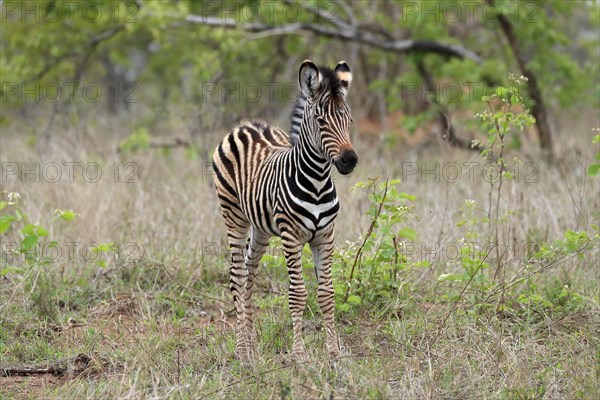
[240,193,339,238]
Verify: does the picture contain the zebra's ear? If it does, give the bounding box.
[335,61,352,95]
[299,60,321,98]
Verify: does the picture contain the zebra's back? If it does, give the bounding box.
[212,119,291,235]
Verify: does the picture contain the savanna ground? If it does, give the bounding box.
[1,100,599,399]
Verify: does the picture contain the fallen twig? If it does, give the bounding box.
[1,354,90,378]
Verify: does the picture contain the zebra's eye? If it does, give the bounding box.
[317,117,326,127]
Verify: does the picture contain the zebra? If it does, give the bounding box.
[212,60,358,363]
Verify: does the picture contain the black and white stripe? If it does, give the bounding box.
[212,60,357,362]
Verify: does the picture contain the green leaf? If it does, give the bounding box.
[0,215,15,234]
[56,209,77,221]
[93,243,114,253]
[338,303,350,312]
[119,127,151,152]
[351,181,368,191]
[0,201,7,211]
[1,266,23,276]
[21,224,35,235]
[15,208,24,221]
[21,235,38,251]
[437,273,462,282]
[399,193,417,201]
[592,134,600,144]
[587,164,600,176]
[397,227,417,241]
[347,295,362,305]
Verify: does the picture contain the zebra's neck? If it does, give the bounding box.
[287,99,332,187]
[289,94,306,146]
[286,142,334,201]
[296,137,331,176]
[291,95,328,160]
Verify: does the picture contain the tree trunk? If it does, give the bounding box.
[487,0,554,161]
[415,59,482,152]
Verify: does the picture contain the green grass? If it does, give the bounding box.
[1,118,599,399]
[1,250,598,399]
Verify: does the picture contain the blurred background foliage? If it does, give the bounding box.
[1,0,598,159]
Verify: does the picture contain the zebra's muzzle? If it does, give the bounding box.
[334,148,358,175]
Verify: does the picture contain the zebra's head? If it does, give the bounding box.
[299,60,358,175]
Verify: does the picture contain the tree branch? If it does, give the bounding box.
[331,0,357,26]
[282,0,351,30]
[415,58,482,152]
[180,14,482,63]
[1,354,90,377]
[27,25,125,84]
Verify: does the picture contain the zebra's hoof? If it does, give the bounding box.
[326,340,342,359]
[291,348,309,363]
[237,349,255,365]
[239,357,256,368]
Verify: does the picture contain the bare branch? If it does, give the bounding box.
[26,25,125,84]
[332,0,357,26]
[180,15,482,63]
[282,0,351,30]
[1,354,91,377]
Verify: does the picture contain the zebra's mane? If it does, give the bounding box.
[289,66,346,146]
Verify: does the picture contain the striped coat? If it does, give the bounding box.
[213,60,357,362]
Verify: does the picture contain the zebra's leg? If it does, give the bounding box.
[225,220,252,363]
[310,231,341,358]
[283,241,308,360]
[244,228,270,357]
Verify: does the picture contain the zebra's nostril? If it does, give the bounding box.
[342,150,358,166]
[334,149,358,174]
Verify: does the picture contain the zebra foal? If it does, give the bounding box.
[212,60,358,363]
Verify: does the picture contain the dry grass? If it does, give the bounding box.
[1,112,599,399]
